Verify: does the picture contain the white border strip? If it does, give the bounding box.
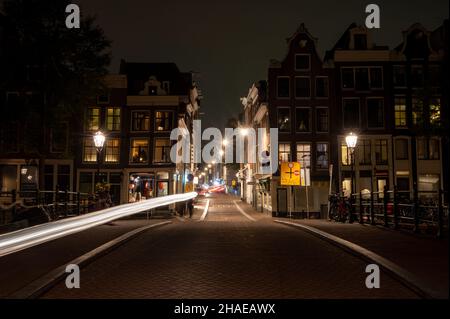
[200,199,210,221]
[234,201,256,221]
[274,220,445,299]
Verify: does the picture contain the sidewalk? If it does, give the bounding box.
[0,219,166,298]
[281,219,449,298]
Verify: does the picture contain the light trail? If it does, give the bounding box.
[0,192,197,258]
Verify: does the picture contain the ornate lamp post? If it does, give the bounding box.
[93,131,106,185]
[345,132,358,222]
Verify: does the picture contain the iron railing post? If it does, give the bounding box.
[383,186,389,227]
[393,186,399,230]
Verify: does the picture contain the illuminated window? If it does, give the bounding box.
[130,139,149,164]
[83,138,97,163]
[395,97,407,128]
[412,97,424,126]
[86,108,100,131]
[278,143,291,163]
[106,107,121,131]
[277,108,291,132]
[155,111,173,131]
[341,142,351,166]
[105,138,120,163]
[295,108,311,132]
[154,139,171,163]
[296,143,311,167]
[430,97,441,126]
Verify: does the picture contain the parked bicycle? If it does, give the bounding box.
[328,194,352,223]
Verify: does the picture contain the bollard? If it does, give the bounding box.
[383,186,389,227]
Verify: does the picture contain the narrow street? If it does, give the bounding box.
[40,194,418,299]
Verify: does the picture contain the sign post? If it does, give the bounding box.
[280,162,301,218]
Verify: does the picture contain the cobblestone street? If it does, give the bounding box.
[41,194,419,299]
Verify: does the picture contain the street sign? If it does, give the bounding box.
[280,162,301,186]
[185,182,194,193]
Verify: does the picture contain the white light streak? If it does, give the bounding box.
[0,192,197,258]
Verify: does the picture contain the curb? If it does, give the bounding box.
[7,221,172,299]
[274,219,445,299]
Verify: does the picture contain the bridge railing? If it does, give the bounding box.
[347,187,448,238]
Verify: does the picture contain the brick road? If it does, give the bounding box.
[42,194,419,299]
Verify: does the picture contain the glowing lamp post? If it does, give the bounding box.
[93,131,106,184]
[345,132,358,222]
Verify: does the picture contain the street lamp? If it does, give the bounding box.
[93,131,106,185]
[345,132,358,222]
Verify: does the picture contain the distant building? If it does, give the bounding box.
[240,80,271,212]
[75,61,200,205]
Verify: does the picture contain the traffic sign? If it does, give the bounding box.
[280,162,301,186]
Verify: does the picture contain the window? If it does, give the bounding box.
[132,111,150,131]
[395,139,408,160]
[316,143,329,169]
[397,177,410,192]
[277,77,290,98]
[295,77,310,98]
[44,165,54,192]
[395,97,407,128]
[375,139,388,165]
[429,65,440,88]
[277,108,291,132]
[418,138,440,160]
[354,34,367,50]
[370,68,383,89]
[429,97,441,126]
[295,108,311,132]
[393,66,406,87]
[411,66,424,88]
[412,97,424,126]
[367,98,384,128]
[341,68,354,89]
[1,122,18,153]
[355,68,369,91]
[130,139,149,164]
[359,139,371,165]
[162,81,170,94]
[296,143,311,167]
[57,165,70,191]
[343,99,360,129]
[278,143,291,163]
[154,139,171,163]
[106,107,121,131]
[295,54,310,70]
[105,138,120,163]
[86,108,100,131]
[315,77,329,98]
[316,108,329,133]
[148,86,158,96]
[51,122,68,153]
[155,111,173,131]
[83,138,97,163]
[341,143,351,166]
[79,172,93,194]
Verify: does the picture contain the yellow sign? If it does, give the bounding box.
[280,162,301,186]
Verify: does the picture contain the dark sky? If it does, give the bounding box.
[78,0,448,129]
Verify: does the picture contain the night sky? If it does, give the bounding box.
[78,0,448,130]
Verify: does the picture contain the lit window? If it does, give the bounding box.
[341,142,351,166]
[412,97,424,126]
[86,108,100,131]
[105,138,120,163]
[277,108,291,132]
[83,138,97,163]
[132,111,150,131]
[295,108,311,132]
[395,97,407,128]
[296,143,311,167]
[130,139,149,164]
[106,107,121,131]
[278,143,291,163]
[430,97,441,126]
[154,139,171,163]
[155,111,173,131]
